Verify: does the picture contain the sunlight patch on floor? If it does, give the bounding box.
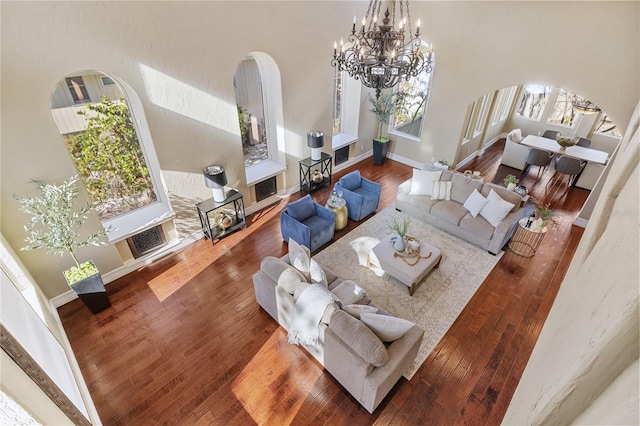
[230,329,323,424]
[146,196,290,302]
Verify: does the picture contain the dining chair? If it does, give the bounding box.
[576,137,592,148]
[525,147,554,181]
[500,128,529,170]
[548,155,587,191]
[541,130,559,140]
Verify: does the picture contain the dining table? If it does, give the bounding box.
[521,135,609,165]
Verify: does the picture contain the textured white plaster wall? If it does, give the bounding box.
[503,102,640,424]
[1,1,638,300]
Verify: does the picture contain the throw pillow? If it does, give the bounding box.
[463,188,489,217]
[479,189,515,227]
[409,169,442,196]
[288,238,328,286]
[329,310,388,367]
[431,180,453,200]
[320,302,341,325]
[343,304,378,319]
[331,280,368,305]
[260,256,307,294]
[360,313,415,342]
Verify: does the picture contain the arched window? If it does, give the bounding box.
[50,71,173,243]
[389,42,435,141]
[234,53,286,186]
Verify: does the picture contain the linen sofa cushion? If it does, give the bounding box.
[260,256,307,294]
[288,238,327,286]
[331,279,368,305]
[285,194,316,221]
[343,304,378,319]
[340,169,362,191]
[321,302,341,324]
[360,313,415,342]
[430,200,469,225]
[480,184,522,213]
[459,214,495,240]
[463,189,488,217]
[479,189,515,227]
[410,169,442,196]
[431,180,452,200]
[329,310,388,367]
[450,173,484,204]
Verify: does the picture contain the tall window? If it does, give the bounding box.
[547,88,578,127]
[473,94,491,137]
[333,68,343,134]
[594,113,622,137]
[516,84,551,120]
[390,42,435,140]
[234,55,268,168]
[51,71,172,243]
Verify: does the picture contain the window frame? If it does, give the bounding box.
[388,42,435,142]
[52,72,174,244]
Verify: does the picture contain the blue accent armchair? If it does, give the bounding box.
[335,170,382,221]
[280,194,335,252]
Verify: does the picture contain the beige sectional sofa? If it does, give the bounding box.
[396,165,524,255]
[253,254,424,413]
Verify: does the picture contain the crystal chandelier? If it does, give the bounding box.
[570,93,602,114]
[331,0,433,99]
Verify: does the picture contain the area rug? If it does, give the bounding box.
[313,206,502,380]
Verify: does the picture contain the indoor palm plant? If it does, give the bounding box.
[368,92,396,165]
[13,175,111,313]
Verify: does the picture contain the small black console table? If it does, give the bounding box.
[299,153,332,193]
[196,189,246,245]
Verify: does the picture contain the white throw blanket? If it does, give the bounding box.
[288,283,338,346]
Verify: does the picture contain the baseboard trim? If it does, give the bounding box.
[573,217,588,228]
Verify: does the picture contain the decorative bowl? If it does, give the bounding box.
[556,133,578,148]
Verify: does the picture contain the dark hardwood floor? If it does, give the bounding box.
[59,140,588,425]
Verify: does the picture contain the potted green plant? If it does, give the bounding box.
[368,92,396,165]
[503,174,519,191]
[389,216,411,251]
[434,159,449,170]
[531,197,556,229]
[13,175,111,314]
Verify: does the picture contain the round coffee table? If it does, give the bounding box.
[326,197,348,231]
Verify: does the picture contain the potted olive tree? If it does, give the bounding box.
[368,92,396,165]
[13,175,111,314]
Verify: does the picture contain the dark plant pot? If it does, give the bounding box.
[65,265,111,314]
[373,138,390,165]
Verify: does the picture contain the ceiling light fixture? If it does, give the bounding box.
[570,94,602,114]
[331,0,433,99]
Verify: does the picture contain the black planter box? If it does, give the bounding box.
[373,139,390,165]
[67,267,111,314]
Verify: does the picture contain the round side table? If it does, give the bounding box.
[508,218,547,257]
[326,197,348,231]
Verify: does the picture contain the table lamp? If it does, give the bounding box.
[307,131,324,161]
[203,165,228,202]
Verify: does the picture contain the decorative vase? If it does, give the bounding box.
[393,235,406,252]
[507,182,517,191]
[311,170,323,183]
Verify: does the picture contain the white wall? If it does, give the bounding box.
[503,101,640,424]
